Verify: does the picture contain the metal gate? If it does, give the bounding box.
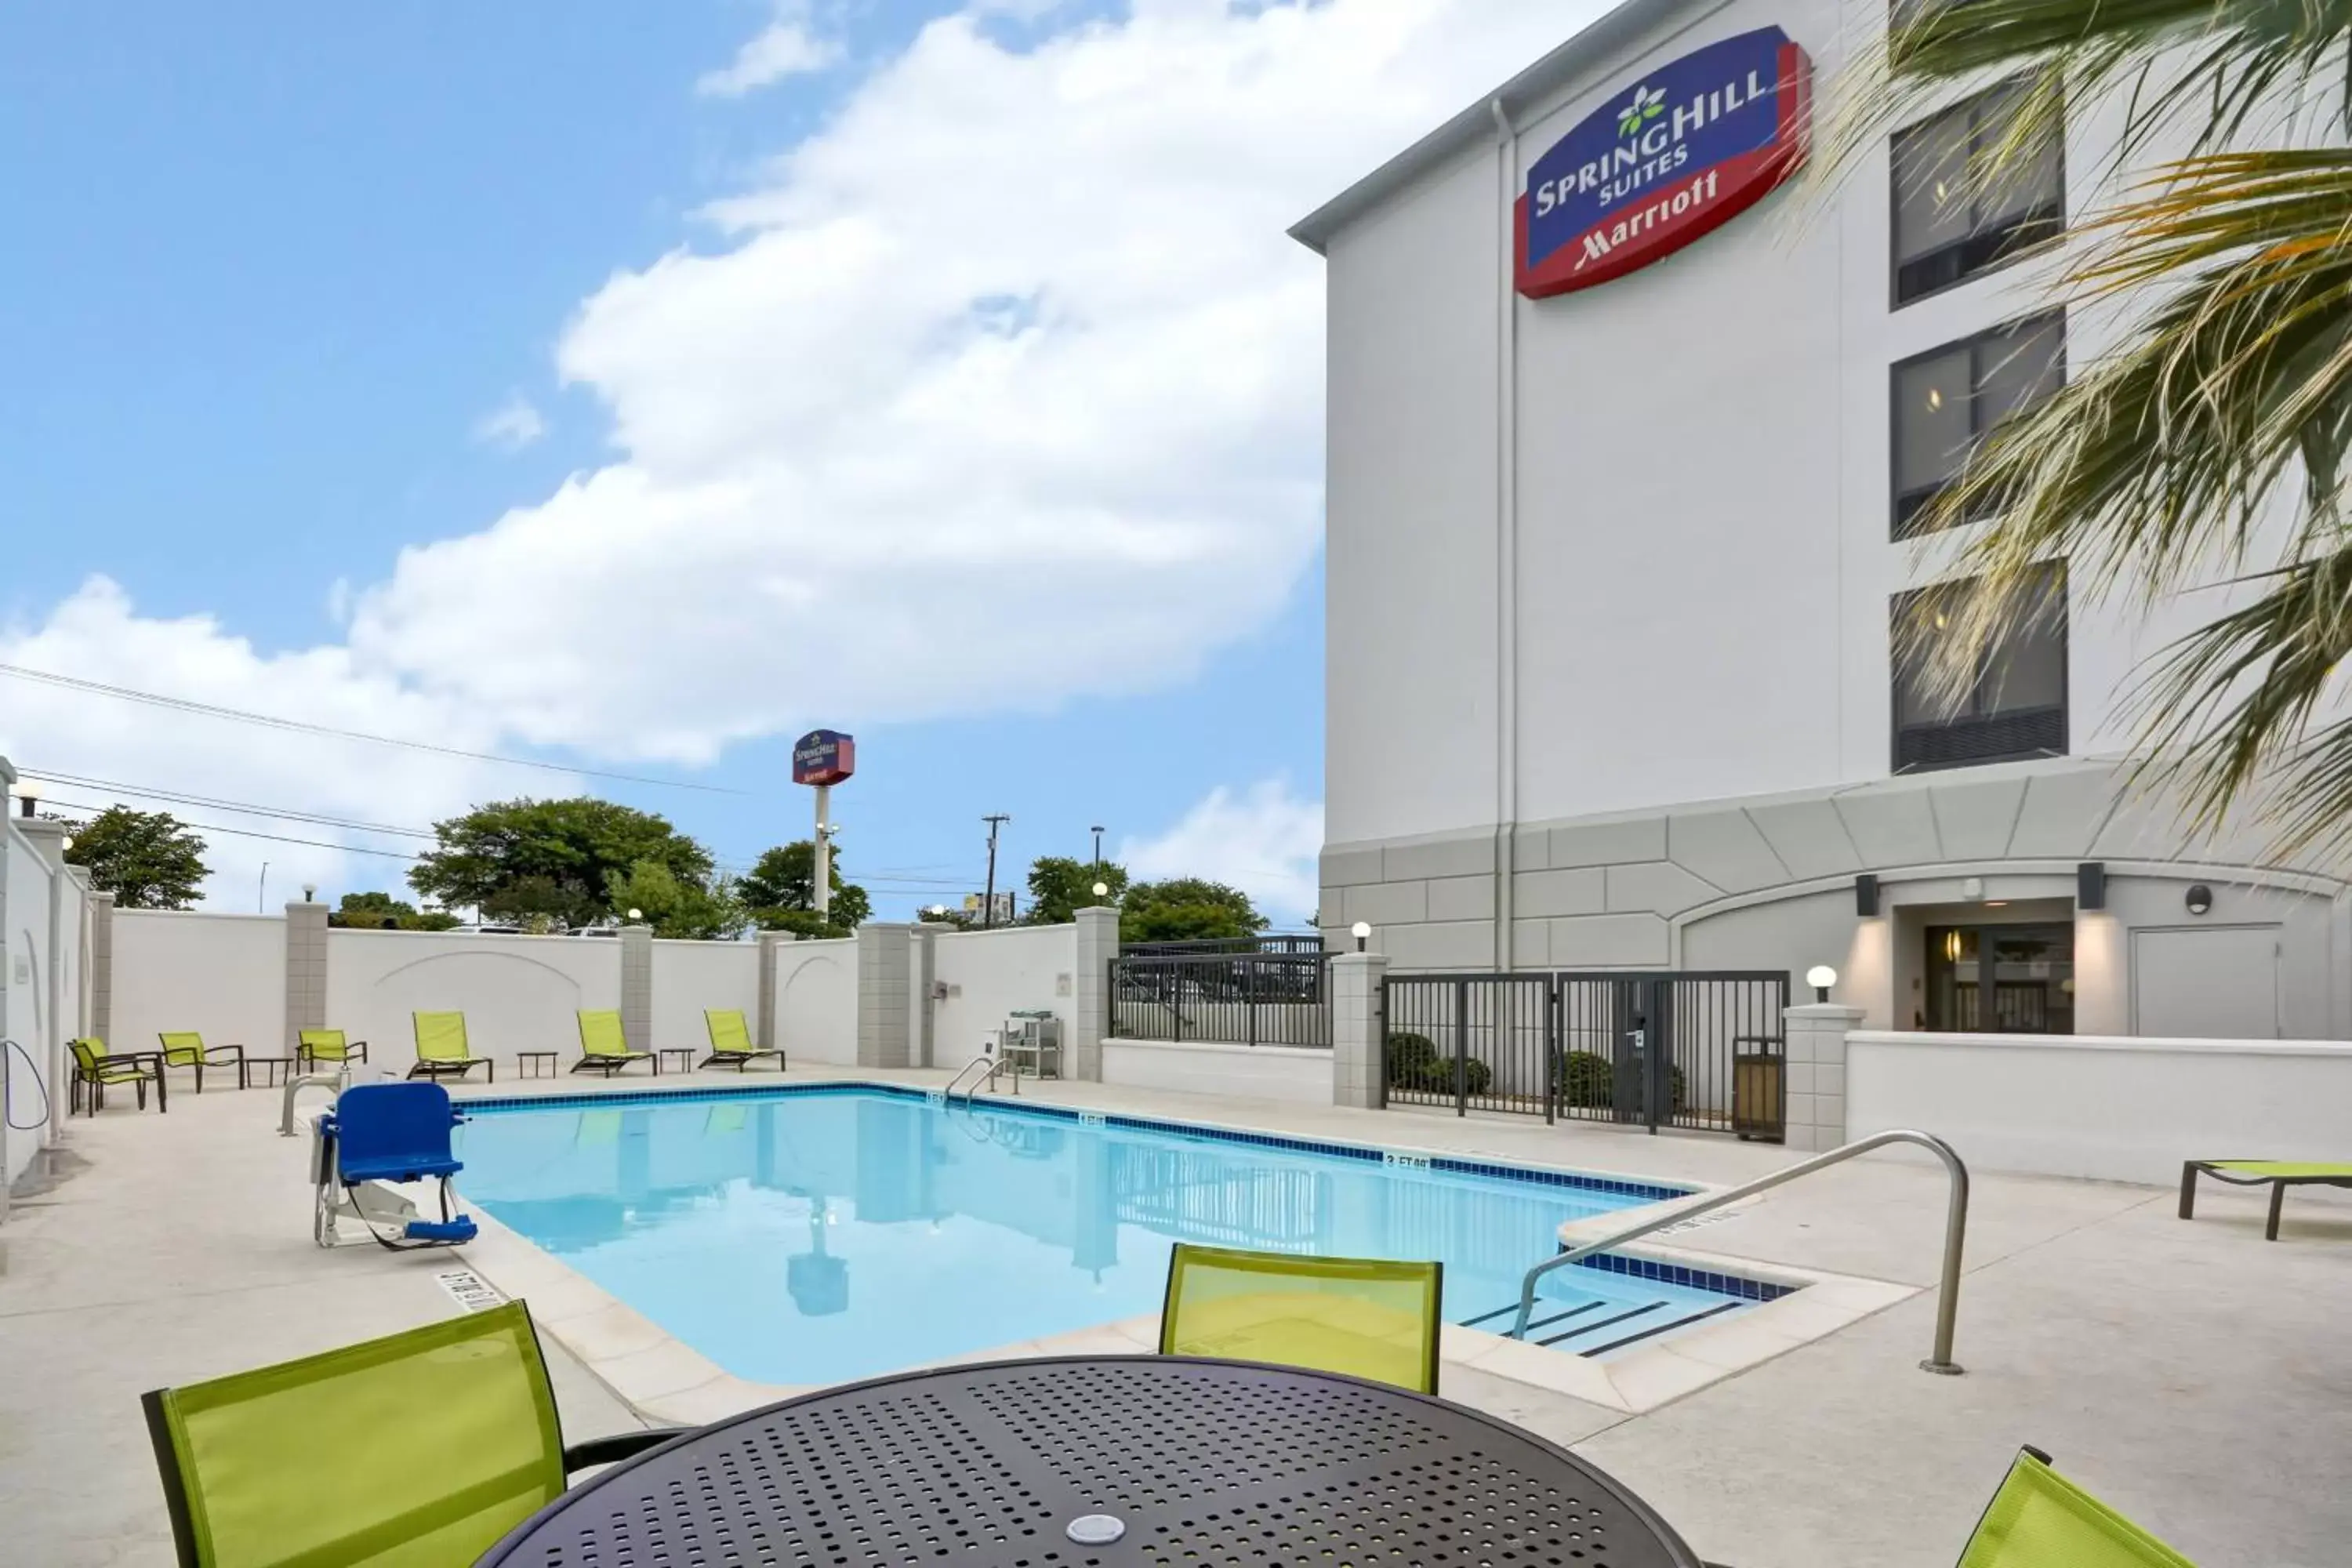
[1381,970,1789,1139]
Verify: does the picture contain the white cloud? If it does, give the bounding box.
[1122,779,1324,919]
[0,579,562,911]
[473,393,547,450]
[696,5,841,96]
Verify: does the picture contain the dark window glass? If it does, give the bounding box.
[1892,82,2064,305]
[1891,313,2064,535]
[1891,564,2067,771]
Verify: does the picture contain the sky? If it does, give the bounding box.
[0,0,1593,924]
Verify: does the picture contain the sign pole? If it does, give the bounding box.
[814,782,832,923]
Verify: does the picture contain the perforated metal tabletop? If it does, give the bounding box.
[478,1355,1700,1567]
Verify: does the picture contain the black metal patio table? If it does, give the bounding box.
[478,1353,1701,1566]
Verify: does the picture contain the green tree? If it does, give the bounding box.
[61,806,208,909]
[739,840,870,935]
[408,798,713,930]
[328,891,460,931]
[1851,0,2352,854]
[604,859,750,941]
[1022,856,1129,924]
[1119,877,1267,944]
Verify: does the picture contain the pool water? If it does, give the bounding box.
[455,1087,1773,1385]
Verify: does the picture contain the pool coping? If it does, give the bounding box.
[443,1076,1921,1424]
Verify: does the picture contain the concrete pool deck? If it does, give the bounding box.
[6,1062,2350,1566]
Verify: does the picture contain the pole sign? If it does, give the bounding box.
[1515,27,1809,298]
[792,729,855,787]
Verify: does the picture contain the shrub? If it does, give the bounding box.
[1556,1049,1685,1112]
[1384,1033,1492,1095]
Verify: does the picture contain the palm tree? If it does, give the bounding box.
[1843,0,2352,857]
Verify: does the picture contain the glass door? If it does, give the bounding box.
[1925,924,2074,1033]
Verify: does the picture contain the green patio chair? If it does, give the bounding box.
[2180,1160,2352,1241]
[408,1011,495,1083]
[297,1029,370,1072]
[572,1010,654,1077]
[698,1008,784,1072]
[1955,1447,2195,1566]
[68,1037,162,1117]
[158,1032,245,1094]
[142,1299,683,1567]
[1158,1243,1443,1394]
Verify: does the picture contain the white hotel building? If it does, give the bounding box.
[1296,0,2351,1040]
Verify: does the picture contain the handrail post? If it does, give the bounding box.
[1508,1129,1970,1376]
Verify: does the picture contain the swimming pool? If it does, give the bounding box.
[455,1086,1783,1385]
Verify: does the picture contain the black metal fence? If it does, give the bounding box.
[1382,970,1789,1138]
[1123,935,1328,957]
[1109,950,1332,1048]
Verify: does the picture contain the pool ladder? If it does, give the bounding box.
[1505,1128,1972,1375]
[946,1050,1015,1105]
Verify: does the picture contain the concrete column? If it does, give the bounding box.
[1782,1003,1862,1152]
[1330,951,1388,1109]
[282,898,329,1054]
[1070,906,1119,1082]
[87,891,114,1049]
[619,924,654,1054]
[857,924,914,1068]
[911,924,938,1069]
[755,929,788,1051]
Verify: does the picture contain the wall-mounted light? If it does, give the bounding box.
[1855,873,1880,917]
[1351,920,1371,953]
[1944,930,1964,963]
[1984,900,2009,908]
[2077,862,2107,911]
[2185,884,2213,917]
[1805,964,1837,1003]
[1961,877,1985,902]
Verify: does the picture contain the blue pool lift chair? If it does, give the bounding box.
[312,1082,480,1250]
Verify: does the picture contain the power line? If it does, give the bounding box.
[0,662,748,795]
[15,769,437,839]
[35,795,426,861]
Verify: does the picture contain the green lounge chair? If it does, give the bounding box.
[408,1011,495,1083]
[158,1032,245,1094]
[699,1008,784,1072]
[1955,1446,2195,1566]
[572,1010,654,1077]
[1158,1243,1443,1394]
[143,1299,684,1567]
[2180,1160,2352,1241]
[297,1029,369,1072]
[68,1038,162,1117]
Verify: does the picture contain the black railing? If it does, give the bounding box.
[1382,970,1789,1139]
[1109,951,1332,1048]
[1122,935,1328,956]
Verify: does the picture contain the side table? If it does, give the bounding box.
[517,1051,561,1079]
[243,1056,295,1088]
[657,1048,695,1076]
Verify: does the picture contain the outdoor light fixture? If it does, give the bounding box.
[1091,881,1109,899]
[302,883,316,902]
[15,782,37,818]
[1961,876,1985,902]
[1351,920,1371,953]
[1806,964,1836,1002]
[2185,884,2213,917]
[61,837,74,851]
[627,907,644,921]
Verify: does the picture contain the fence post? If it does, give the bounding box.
[1782,1004,1862,1152]
[1330,952,1386,1109]
[282,897,329,1059]
[619,922,655,1056]
[1071,906,1117,1082]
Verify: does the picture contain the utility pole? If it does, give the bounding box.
[982,814,1011,928]
[1091,824,1105,868]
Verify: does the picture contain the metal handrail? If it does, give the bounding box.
[1508,1129,1971,1375]
[278,1065,353,1137]
[945,1051,1008,1106]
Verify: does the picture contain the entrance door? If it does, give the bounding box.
[1925,924,2075,1033]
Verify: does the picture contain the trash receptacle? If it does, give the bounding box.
[1733,1037,1784,1142]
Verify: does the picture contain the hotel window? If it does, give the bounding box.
[1892,563,2067,772]
[1891,82,2063,306]
[1891,313,2063,536]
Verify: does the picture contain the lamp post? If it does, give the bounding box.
[1091,824,1105,866]
[1806,964,1837,1004]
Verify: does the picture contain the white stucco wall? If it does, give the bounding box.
[650,938,760,1053]
[1102,1040,1333,1105]
[1846,1030,2352,1185]
[775,938,857,1063]
[929,924,1077,1069]
[325,928,621,1074]
[4,830,56,1182]
[112,909,285,1063]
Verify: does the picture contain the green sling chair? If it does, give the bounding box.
[158,1032,245,1094]
[1158,1243,1443,1395]
[572,1010,654,1077]
[2180,1160,2352,1241]
[408,1011,495,1083]
[298,1029,370,1072]
[68,1037,162,1116]
[143,1300,683,1567]
[1955,1447,2196,1566]
[699,1007,785,1072]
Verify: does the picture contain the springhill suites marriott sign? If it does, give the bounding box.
[1515,27,1811,297]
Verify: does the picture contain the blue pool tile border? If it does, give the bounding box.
[1563,1248,1795,1302]
[459,1080,1692,1205]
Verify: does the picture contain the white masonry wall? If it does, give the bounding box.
[650,938,761,1054]
[773,938,858,1064]
[111,909,285,1063]
[325,928,622,1076]
[929,924,1077,1070]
